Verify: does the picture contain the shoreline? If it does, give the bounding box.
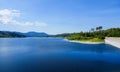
[65,39,105,44]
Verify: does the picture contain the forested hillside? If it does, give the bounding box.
[0,31,25,37]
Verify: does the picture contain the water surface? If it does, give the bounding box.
[0,38,120,72]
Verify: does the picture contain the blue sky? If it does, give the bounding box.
[0,0,120,34]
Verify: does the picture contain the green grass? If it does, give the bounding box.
[71,38,105,43]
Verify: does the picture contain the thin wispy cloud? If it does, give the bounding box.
[0,9,47,27]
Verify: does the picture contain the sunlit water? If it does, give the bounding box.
[0,37,120,72]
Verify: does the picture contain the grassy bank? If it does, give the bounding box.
[78,38,104,42]
[67,38,105,43]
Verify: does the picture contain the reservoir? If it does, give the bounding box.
[0,38,120,72]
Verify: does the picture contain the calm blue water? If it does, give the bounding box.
[0,38,120,72]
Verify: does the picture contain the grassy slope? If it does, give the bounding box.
[69,38,105,43]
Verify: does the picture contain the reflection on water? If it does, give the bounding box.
[0,38,120,72]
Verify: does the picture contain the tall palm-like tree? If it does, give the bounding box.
[96,27,99,31]
[99,26,103,31]
[91,28,95,32]
[96,26,103,31]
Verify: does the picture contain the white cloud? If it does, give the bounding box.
[0,9,47,27]
[0,9,20,24]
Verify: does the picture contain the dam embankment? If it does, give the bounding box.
[105,37,120,48]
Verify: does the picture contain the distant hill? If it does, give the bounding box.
[52,33,71,37]
[24,32,49,37]
[0,31,49,37]
[0,31,25,37]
